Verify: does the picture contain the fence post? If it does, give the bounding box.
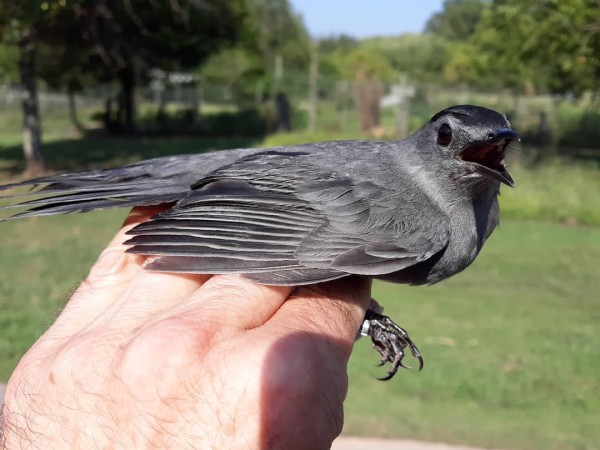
[308,40,319,133]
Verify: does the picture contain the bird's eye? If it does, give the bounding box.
[437,123,452,146]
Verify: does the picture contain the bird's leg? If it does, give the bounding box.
[360,309,424,381]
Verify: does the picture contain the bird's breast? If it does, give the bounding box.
[379,203,481,286]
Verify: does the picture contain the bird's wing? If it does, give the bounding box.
[125,150,450,285]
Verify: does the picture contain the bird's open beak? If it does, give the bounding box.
[457,128,519,187]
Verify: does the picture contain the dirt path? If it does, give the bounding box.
[333,436,498,450]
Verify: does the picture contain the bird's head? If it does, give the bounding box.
[420,105,519,187]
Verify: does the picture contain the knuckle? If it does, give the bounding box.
[86,248,138,285]
[116,317,217,377]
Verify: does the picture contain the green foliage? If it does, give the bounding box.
[331,45,396,82]
[0,0,253,140]
[306,1,599,96]
[200,47,264,105]
[0,41,18,82]
[470,0,600,94]
[0,0,72,33]
[200,109,268,137]
[201,47,256,84]
[196,0,312,106]
[319,34,360,55]
[441,41,480,85]
[58,0,249,87]
[245,0,311,71]
[425,0,486,40]
[360,34,448,84]
[136,107,268,137]
[0,0,90,85]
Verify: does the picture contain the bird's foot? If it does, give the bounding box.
[360,309,423,381]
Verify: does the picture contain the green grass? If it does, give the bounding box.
[344,221,600,450]
[1,215,598,450]
[0,210,127,377]
[0,103,100,144]
[501,157,600,225]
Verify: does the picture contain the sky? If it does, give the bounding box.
[289,0,446,39]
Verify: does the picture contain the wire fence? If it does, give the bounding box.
[0,79,598,152]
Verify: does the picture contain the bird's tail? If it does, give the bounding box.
[0,155,201,221]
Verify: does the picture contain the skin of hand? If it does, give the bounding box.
[0,207,372,450]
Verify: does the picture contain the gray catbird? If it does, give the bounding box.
[0,105,518,379]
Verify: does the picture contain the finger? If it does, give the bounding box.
[96,204,208,321]
[47,206,167,337]
[265,277,372,359]
[246,277,371,444]
[161,275,293,333]
[120,204,170,228]
[90,271,211,333]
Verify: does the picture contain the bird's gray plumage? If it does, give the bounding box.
[0,105,518,287]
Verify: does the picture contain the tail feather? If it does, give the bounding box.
[5,193,183,220]
[0,155,205,220]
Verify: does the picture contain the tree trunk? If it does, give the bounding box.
[353,80,383,132]
[190,80,201,128]
[275,92,291,132]
[67,80,84,134]
[18,31,45,176]
[103,97,115,134]
[307,41,319,133]
[118,67,136,133]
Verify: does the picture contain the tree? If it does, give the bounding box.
[0,1,74,175]
[319,35,359,55]
[469,0,600,95]
[245,0,311,95]
[425,0,487,41]
[0,41,18,84]
[201,47,263,106]
[441,41,482,86]
[361,34,449,84]
[1,0,250,173]
[68,0,248,133]
[333,46,395,131]
[36,34,97,134]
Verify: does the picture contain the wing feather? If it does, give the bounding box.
[125,151,450,283]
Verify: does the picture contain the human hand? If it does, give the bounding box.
[1,207,371,449]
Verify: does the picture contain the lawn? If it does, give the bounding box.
[345,221,600,450]
[1,133,599,450]
[1,213,598,450]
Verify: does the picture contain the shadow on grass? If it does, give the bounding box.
[0,132,263,179]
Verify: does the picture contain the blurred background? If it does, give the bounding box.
[0,1,598,449]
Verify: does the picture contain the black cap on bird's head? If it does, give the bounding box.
[427,105,519,187]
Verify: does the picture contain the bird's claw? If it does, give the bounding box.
[361,310,424,380]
